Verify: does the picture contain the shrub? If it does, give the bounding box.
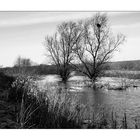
[8,76,38,103]
[0,72,15,90]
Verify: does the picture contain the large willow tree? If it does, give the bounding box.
[74,13,126,87]
[44,21,82,83]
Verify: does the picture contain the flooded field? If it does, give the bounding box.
[37,75,140,128]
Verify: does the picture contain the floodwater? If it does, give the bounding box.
[38,75,140,127]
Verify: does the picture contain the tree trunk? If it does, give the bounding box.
[91,77,97,89]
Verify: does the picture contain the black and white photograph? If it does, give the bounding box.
[1,11,140,130]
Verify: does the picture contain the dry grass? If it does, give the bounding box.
[0,74,138,129]
[8,76,87,128]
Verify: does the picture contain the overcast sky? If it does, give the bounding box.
[0,12,140,67]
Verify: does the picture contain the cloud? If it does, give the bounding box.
[0,12,94,27]
[110,12,140,26]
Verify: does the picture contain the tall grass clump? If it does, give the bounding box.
[8,76,87,128]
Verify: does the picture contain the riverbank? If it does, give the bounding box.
[0,72,140,128]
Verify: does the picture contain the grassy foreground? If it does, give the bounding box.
[0,72,139,129]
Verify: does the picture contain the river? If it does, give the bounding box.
[37,75,140,128]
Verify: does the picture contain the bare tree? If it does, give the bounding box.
[14,56,32,67]
[14,56,22,67]
[44,21,82,83]
[21,58,31,67]
[74,13,126,87]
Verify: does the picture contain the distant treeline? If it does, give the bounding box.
[1,60,140,76]
[108,60,140,71]
[0,64,57,76]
